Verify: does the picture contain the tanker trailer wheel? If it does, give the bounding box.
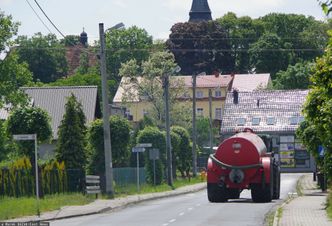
[272,164,281,199]
[251,183,272,203]
[228,189,241,199]
[207,183,228,202]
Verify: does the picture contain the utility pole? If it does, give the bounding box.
[99,23,114,196]
[192,73,198,177]
[209,89,213,154]
[164,74,173,187]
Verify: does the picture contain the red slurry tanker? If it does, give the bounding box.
[207,128,280,203]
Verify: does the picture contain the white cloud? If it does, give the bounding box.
[113,0,128,9]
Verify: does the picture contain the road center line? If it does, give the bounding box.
[179,212,185,216]
[169,219,176,223]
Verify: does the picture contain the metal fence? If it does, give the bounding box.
[113,167,146,186]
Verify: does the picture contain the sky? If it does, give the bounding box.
[1,0,328,43]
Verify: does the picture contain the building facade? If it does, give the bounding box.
[220,90,314,172]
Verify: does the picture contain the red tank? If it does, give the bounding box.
[207,129,280,203]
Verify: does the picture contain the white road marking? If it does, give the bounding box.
[179,212,185,216]
[195,203,201,207]
[188,207,193,211]
[162,224,169,226]
[169,219,176,223]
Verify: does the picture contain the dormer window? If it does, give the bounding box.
[289,116,298,125]
[267,117,275,125]
[237,118,246,126]
[252,117,260,126]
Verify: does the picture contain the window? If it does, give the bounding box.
[267,117,275,125]
[215,108,222,120]
[215,90,222,97]
[298,116,305,124]
[289,116,298,125]
[237,118,246,126]
[252,117,261,126]
[197,108,204,117]
[196,90,203,98]
[142,109,149,116]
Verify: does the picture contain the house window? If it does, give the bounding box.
[237,118,246,126]
[289,116,298,125]
[252,117,261,126]
[215,90,222,97]
[142,109,148,116]
[298,116,305,124]
[197,108,204,117]
[196,90,204,98]
[215,108,222,120]
[267,117,275,125]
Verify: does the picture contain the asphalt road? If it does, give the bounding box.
[51,173,303,226]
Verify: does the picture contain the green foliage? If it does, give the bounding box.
[171,126,192,177]
[0,121,7,161]
[15,33,68,83]
[105,26,153,95]
[137,127,165,185]
[87,116,131,174]
[299,36,332,177]
[6,106,52,159]
[167,21,234,74]
[0,53,33,108]
[56,94,86,170]
[60,35,80,46]
[119,51,189,126]
[216,12,264,73]
[41,160,67,195]
[273,62,314,89]
[0,156,33,197]
[0,11,19,52]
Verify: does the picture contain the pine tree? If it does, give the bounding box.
[56,94,87,170]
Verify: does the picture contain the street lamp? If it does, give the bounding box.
[192,71,206,177]
[163,66,181,187]
[99,22,124,196]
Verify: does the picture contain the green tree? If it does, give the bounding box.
[60,35,80,46]
[167,21,234,74]
[0,120,7,161]
[15,33,68,83]
[300,37,332,178]
[56,94,86,170]
[119,51,190,127]
[0,12,32,107]
[249,33,290,77]
[105,26,153,95]
[87,116,131,174]
[137,126,165,185]
[6,106,52,160]
[273,62,314,89]
[216,12,264,73]
[171,126,192,178]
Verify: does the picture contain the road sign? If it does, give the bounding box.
[132,147,145,153]
[13,134,36,140]
[149,148,160,160]
[136,143,152,148]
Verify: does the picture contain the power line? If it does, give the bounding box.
[33,0,66,38]
[25,0,53,34]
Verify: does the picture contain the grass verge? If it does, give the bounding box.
[327,189,332,219]
[0,193,94,220]
[114,176,204,197]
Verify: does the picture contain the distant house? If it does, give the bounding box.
[20,86,101,158]
[231,73,272,91]
[221,89,314,172]
[113,74,233,123]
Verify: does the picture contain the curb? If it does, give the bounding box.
[7,183,207,223]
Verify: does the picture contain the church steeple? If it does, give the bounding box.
[189,0,212,22]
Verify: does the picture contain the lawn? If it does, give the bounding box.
[0,176,205,220]
[0,193,94,220]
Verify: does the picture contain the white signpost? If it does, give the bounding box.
[13,134,39,216]
[132,143,152,192]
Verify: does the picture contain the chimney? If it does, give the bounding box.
[233,89,239,104]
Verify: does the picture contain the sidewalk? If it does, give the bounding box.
[6,183,206,223]
[277,174,332,226]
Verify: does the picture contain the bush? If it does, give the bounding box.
[137,127,165,185]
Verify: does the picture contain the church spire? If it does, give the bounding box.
[189,0,212,22]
